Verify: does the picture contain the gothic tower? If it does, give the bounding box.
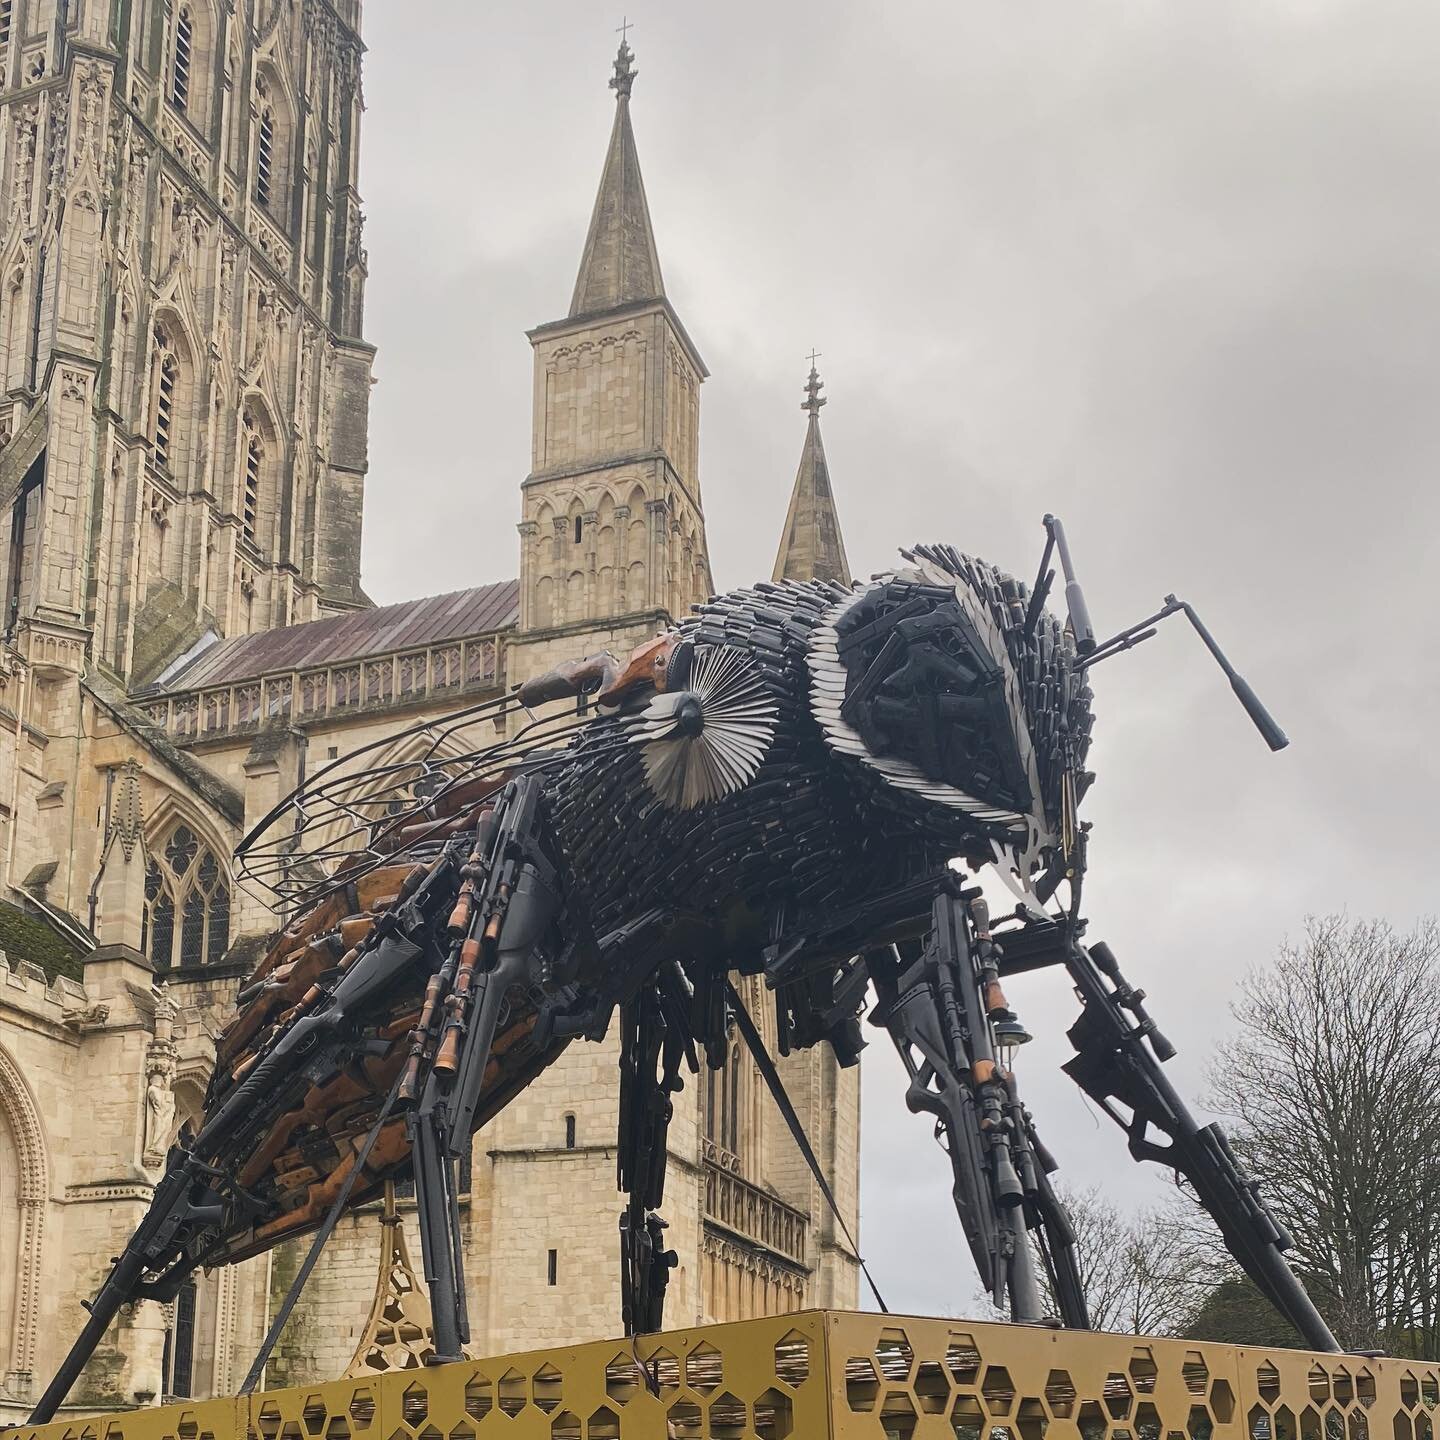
[0,0,372,690]
[510,38,711,689]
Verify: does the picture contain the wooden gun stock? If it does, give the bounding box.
[517,652,619,707]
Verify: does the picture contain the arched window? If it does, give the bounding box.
[172,7,194,111]
[239,406,273,548]
[142,824,231,971]
[243,431,262,542]
[0,1,12,51]
[149,324,192,476]
[154,354,177,466]
[164,1276,198,1398]
[573,514,583,545]
[255,107,275,207]
[725,1043,741,1156]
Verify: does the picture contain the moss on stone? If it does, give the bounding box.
[0,900,85,984]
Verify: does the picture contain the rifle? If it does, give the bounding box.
[1061,936,1340,1352]
[27,1154,223,1423]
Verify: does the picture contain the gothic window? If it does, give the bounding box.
[149,325,190,476]
[3,457,41,637]
[255,108,274,206]
[702,1034,746,1170]
[725,1043,741,1155]
[164,1276,197,1398]
[573,515,583,544]
[143,825,231,971]
[172,7,193,111]
[0,0,11,50]
[2,270,25,389]
[154,357,177,466]
[243,432,261,541]
[240,406,274,550]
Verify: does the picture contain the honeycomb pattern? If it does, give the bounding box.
[15,1313,1439,1440]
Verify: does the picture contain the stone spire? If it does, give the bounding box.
[773,362,853,586]
[569,39,666,318]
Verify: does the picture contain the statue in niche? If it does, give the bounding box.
[143,1062,176,1166]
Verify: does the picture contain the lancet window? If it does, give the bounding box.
[240,408,268,547]
[142,824,231,971]
[172,8,193,111]
[255,108,275,207]
[154,355,177,465]
[703,1035,747,1170]
[149,325,189,476]
[243,433,261,541]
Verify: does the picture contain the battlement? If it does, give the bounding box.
[0,950,88,1021]
[10,1311,1431,1440]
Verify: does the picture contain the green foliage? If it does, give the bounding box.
[0,900,85,984]
[1184,1274,1303,1349]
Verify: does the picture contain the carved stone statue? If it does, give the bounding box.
[143,1063,175,1166]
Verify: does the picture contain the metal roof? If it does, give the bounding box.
[154,580,519,692]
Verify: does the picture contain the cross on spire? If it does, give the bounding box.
[611,22,637,100]
[802,355,826,417]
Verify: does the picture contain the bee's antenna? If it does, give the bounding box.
[1174,597,1290,752]
[1079,594,1289,752]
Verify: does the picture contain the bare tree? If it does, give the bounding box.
[1038,1185,1209,1335]
[1210,914,1440,1357]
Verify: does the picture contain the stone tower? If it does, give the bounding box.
[511,37,711,687]
[774,363,851,586]
[0,0,372,690]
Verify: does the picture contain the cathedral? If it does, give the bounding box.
[0,0,857,1421]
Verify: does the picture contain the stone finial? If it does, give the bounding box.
[610,37,637,100]
[108,758,144,861]
[802,357,827,418]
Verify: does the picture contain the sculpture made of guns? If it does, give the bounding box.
[28,516,1337,1424]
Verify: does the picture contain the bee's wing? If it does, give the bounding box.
[234,689,588,932]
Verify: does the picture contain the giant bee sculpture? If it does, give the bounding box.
[29,518,1337,1423]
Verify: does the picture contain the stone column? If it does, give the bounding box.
[515,519,537,629]
[613,503,631,613]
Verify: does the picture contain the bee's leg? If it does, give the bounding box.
[866,884,1087,1328]
[408,774,572,1362]
[1060,936,1338,1351]
[617,976,686,1338]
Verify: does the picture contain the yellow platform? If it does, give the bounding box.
[11,1310,1435,1440]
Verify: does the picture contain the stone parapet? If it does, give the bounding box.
[0,950,88,1023]
[136,634,506,744]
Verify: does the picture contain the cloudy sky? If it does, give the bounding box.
[356,2,1440,1317]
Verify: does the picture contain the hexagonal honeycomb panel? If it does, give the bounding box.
[12,1310,1431,1440]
